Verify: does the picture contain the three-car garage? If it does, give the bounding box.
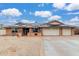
[42,27,72,36]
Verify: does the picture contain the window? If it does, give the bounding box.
[32,28,39,32]
[12,28,18,33]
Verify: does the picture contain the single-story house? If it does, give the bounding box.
[0,20,79,36]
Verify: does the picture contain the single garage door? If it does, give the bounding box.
[42,28,59,35]
[0,29,6,35]
[62,28,71,35]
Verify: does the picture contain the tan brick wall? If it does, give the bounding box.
[5,28,12,35]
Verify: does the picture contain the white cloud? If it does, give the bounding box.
[53,3,79,11]
[65,3,79,11]
[48,15,61,21]
[65,16,79,26]
[8,19,17,23]
[53,3,66,9]
[69,16,79,22]
[35,11,52,17]
[0,8,22,17]
[21,19,35,23]
[3,19,18,25]
[67,12,79,15]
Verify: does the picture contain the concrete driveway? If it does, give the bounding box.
[43,36,79,56]
[0,36,79,56]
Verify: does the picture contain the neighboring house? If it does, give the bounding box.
[1,20,79,36]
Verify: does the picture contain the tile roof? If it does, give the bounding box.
[2,20,75,28]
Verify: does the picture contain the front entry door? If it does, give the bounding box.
[22,28,29,36]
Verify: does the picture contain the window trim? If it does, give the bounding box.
[12,28,18,33]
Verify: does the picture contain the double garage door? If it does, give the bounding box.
[42,28,72,36]
[0,29,6,35]
[42,28,59,35]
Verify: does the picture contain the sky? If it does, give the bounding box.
[0,3,79,26]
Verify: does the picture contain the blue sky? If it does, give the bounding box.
[0,3,79,25]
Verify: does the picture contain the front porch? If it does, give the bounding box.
[5,27,42,36]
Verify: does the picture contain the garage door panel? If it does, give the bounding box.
[62,28,71,35]
[0,29,6,35]
[43,28,59,35]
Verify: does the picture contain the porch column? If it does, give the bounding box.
[71,28,74,36]
[40,28,43,36]
[18,27,22,36]
[28,27,32,36]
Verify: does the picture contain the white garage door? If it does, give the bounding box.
[43,28,59,35]
[0,29,6,35]
[62,28,71,35]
